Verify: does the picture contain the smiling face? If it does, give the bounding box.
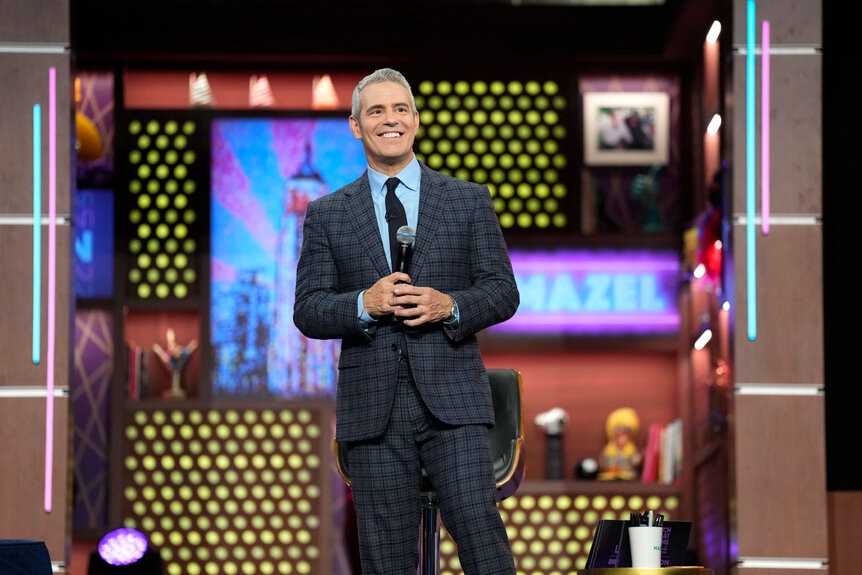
[349,80,419,176]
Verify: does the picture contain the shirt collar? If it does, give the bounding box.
[368,156,421,198]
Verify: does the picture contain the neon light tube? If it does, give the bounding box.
[32,104,41,364]
[45,66,57,513]
[746,0,757,341]
[762,21,770,235]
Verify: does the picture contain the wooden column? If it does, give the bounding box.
[0,0,72,569]
[729,1,828,573]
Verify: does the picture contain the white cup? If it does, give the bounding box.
[628,526,663,568]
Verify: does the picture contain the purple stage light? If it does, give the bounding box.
[97,528,148,566]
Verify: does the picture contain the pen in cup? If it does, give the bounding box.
[632,510,665,527]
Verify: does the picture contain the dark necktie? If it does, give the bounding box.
[385,177,407,271]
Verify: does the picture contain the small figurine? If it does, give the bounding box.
[152,328,198,398]
[598,407,642,481]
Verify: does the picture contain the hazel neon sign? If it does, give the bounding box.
[491,249,680,336]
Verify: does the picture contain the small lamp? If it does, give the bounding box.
[249,74,276,108]
[189,72,214,108]
[311,74,339,110]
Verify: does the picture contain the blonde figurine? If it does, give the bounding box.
[598,407,642,481]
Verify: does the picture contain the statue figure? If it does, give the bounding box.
[153,328,198,398]
[598,407,643,481]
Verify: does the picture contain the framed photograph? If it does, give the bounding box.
[583,92,669,166]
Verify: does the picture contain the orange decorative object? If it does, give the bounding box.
[75,111,103,162]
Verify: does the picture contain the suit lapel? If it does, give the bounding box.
[344,175,392,276]
[412,165,446,278]
[342,165,448,280]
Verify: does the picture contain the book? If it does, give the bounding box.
[585,519,626,568]
[659,418,683,484]
[127,343,139,400]
[640,423,663,482]
[126,343,149,400]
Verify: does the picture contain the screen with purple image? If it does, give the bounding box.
[75,189,114,299]
[210,116,366,398]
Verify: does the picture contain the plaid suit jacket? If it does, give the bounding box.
[294,163,519,442]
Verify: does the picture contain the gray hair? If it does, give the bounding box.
[350,68,417,119]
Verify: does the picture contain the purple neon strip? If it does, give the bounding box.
[492,313,680,331]
[761,21,770,235]
[493,313,680,332]
[511,250,679,271]
[44,67,57,513]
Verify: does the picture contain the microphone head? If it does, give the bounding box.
[396,225,416,247]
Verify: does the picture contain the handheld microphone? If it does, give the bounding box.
[394,225,415,274]
[392,226,416,320]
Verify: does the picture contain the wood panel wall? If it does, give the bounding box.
[729,0,829,573]
[0,0,73,567]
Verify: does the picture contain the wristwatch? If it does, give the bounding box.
[444,298,458,324]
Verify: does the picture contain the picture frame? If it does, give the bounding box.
[583,91,670,166]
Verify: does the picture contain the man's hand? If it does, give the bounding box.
[363,272,411,318]
[391,282,453,326]
[363,273,453,326]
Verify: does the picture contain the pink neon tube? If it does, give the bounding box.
[44,66,57,513]
[761,21,770,235]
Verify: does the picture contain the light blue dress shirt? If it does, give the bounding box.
[367,158,421,266]
[356,157,458,326]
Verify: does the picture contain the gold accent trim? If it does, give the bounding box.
[578,568,714,575]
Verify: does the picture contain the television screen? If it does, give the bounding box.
[490,248,680,337]
[209,116,366,398]
[75,188,114,298]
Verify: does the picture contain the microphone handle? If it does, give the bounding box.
[393,245,415,318]
[394,244,413,275]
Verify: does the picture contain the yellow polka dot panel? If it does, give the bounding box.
[122,114,206,300]
[414,79,571,231]
[438,490,681,575]
[120,404,684,574]
[121,406,328,575]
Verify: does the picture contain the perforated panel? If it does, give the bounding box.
[122,116,205,300]
[414,79,571,231]
[119,411,681,575]
[441,490,681,574]
[120,406,330,575]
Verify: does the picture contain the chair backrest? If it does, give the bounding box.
[334,368,525,502]
[487,367,525,501]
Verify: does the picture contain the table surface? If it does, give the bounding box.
[578,568,714,575]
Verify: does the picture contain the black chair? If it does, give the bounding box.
[334,367,525,575]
